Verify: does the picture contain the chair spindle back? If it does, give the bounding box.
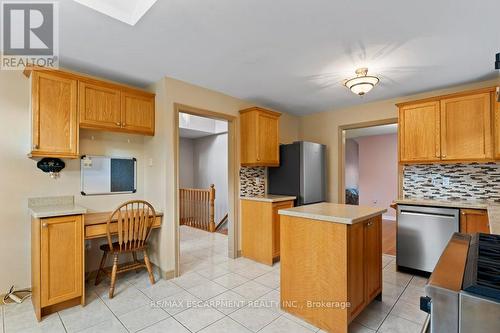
[106,200,156,252]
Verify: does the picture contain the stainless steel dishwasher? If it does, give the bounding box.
[397,205,459,273]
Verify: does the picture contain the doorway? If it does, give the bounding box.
[339,118,399,256]
[174,104,238,277]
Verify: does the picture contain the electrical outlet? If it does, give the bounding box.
[443,177,450,186]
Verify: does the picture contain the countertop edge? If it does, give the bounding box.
[30,206,88,219]
[278,209,387,225]
[240,196,296,203]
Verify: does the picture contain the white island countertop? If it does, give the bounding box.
[240,195,296,203]
[278,202,386,224]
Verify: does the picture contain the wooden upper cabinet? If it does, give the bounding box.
[79,81,121,130]
[399,101,441,163]
[492,97,500,159]
[121,91,155,135]
[440,93,492,161]
[398,87,497,164]
[31,71,79,158]
[240,107,281,166]
[25,67,156,151]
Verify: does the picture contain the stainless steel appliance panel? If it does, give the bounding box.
[397,205,459,272]
[300,142,326,205]
[459,291,500,332]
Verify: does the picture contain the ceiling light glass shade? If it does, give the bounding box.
[344,68,380,96]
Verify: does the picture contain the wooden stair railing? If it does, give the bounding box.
[215,213,228,232]
[179,184,216,232]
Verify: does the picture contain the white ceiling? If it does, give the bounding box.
[73,0,159,25]
[346,124,397,139]
[63,0,500,115]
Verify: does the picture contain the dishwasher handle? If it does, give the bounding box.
[400,211,457,219]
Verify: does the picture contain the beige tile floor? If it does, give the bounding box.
[0,226,428,332]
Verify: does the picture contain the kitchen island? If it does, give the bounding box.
[278,203,387,333]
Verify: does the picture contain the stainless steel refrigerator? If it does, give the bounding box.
[268,141,326,206]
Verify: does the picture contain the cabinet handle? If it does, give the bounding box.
[442,154,447,158]
[116,122,121,126]
[42,223,48,228]
[122,122,126,127]
[33,144,38,149]
[367,221,373,227]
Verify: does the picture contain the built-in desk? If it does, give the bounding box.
[84,211,163,239]
[29,196,163,321]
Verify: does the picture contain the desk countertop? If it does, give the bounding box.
[30,204,88,218]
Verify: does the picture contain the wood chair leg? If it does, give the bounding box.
[109,254,118,299]
[132,251,140,273]
[143,250,155,285]
[95,251,108,286]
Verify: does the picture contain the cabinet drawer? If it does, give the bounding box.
[85,216,162,239]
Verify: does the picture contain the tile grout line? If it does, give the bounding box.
[91,282,139,332]
[374,273,414,332]
[57,312,69,333]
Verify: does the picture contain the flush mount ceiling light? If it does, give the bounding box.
[73,0,158,26]
[344,68,380,96]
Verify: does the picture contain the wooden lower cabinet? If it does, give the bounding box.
[348,216,382,320]
[460,209,490,234]
[241,199,294,265]
[32,215,84,320]
[280,214,382,333]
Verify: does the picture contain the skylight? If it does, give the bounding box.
[73,0,158,26]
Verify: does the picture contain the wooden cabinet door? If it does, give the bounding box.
[272,201,294,258]
[121,92,155,135]
[348,222,365,319]
[256,111,279,166]
[40,215,83,307]
[240,108,280,166]
[364,216,382,302]
[494,99,500,159]
[79,81,121,130]
[460,209,490,234]
[440,93,492,161]
[31,71,78,158]
[240,111,258,165]
[399,101,441,162]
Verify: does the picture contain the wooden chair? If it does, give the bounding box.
[95,200,157,298]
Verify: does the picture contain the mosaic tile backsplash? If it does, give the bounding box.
[403,163,500,202]
[240,167,266,197]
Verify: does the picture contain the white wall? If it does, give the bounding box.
[192,133,228,223]
[299,78,500,203]
[344,139,359,190]
[357,134,398,218]
[144,77,300,276]
[179,138,195,188]
[0,70,301,290]
[0,71,149,291]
